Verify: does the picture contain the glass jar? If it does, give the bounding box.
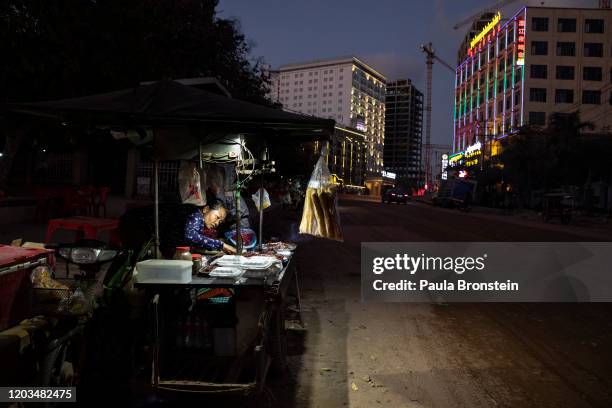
[173,246,192,261]
[192,253,203,275]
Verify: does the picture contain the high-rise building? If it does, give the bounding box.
[268,56,387,181]
[453,6,612,158]
[328,126,368,187]
[384,79,423,184]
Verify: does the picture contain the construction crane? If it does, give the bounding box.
[453,0,519,30]
[420,42,454,191]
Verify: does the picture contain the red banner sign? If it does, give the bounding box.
[516,17,525,66]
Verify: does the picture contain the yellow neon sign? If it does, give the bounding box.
[470,12,502,50]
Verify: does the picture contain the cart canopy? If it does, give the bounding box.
[7,80,334,140]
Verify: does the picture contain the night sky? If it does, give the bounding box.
[219,0,592,147]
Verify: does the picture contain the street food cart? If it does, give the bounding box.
[135,251,298,396]
[7,80,333,399]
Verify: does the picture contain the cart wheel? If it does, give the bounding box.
[267,305,288,375]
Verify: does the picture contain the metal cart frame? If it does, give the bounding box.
[136,256,301,398]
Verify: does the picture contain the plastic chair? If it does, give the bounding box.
[64,186,94,216]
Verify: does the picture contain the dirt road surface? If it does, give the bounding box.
[267,198,612,408]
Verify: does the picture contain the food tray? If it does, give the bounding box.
[209,266,243,278]
[262,242,297,251]
[213,255,277,270]
[212,255,244,267]
[241,256,276,269]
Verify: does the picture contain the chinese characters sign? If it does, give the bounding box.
[516,17,525,66]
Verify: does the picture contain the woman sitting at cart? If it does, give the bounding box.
[120,199,236,258]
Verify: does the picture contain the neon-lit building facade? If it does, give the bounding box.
[453,7,527,154]
[453,6,612,155]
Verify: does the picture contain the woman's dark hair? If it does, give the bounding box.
[206,197,226,211]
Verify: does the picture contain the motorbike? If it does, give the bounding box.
[26,238,153,396]
[57,238,155,405]
[23,240,123,389]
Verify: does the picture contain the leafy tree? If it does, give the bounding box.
[0,0,269,103]
[0,0,271,187]
[496,111,611,207]
[499,125,552,196]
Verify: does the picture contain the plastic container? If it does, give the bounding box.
[135,259,193,284]
[224,228,257,250]
[191,254,203,275]
[173,246,192,261]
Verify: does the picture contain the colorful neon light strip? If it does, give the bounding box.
[520,8,526,126]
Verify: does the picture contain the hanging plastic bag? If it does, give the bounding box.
[178,161,204,206]
[299,145,343,241]
[252,188,271,212]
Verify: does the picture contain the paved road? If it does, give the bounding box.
[270,198,612,408]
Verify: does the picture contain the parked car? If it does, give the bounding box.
[382,188,410,204]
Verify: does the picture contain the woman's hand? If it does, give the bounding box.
[223,243,237,254]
